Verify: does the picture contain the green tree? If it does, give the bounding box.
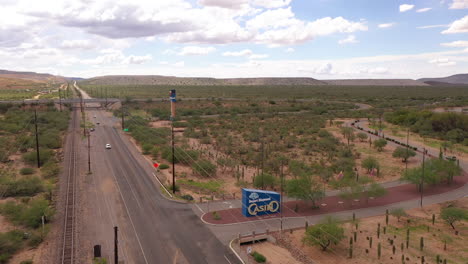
[363,182,386,202]
[373,139,387,152]
[286,175,325,208]
[440,207,467,229]
[361,157,380,174]
[390,208,407,222]
[401,159,462,188]
[192,159,216,177]
[392,147,417,163]
[303,216,345,251]
[253,173,276,189]
[341,127,354,145]
[357,132,368,142]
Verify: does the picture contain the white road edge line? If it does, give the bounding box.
[152,172,173,198]
[194,203,204,213]
[111,169,150,264]
[229,239,245,264]
[224,255,233,264]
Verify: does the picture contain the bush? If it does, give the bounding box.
[22,149,53,166]
[20,168,35,175]
[181,194,194,201]
[373,139,387,151]
[1,177,44,197]
[40,161,60,179]
[251,251,266,263]
[142,143,153,155]
[0,198,54,229]
[212,211,221,220]
[20,260,33,264]
[192,159,216,177]
[253,173,276,189]
[0,230,24,263]
[159,164,169,170]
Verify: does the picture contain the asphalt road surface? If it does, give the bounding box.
[83,109,239,264]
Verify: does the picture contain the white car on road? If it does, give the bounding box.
[105,144,111,149]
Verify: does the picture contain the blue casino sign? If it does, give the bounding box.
[242,188,281,217]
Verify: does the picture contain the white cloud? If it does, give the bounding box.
[251,12,368,46]
[399,4,415,12]
[285,47,294,53]
[378,23,395,29]
[178,46,216,56]
[450,0,468,9]
[249,54,269,59]
[441,40,468,47]
[60,40,94,50]
[123,55,152,64]
[197,0,248,9]
[442,15,468,34]
[222,49,268,59]
[418,24,448,29]
[429,58,457,67]
[338,35,358,45]
[223,49,253,57]
[416,7,432,12]
[252,0,292,9]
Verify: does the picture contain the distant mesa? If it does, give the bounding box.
[80,75,328,86]
[419,74,468,85]
[324,79,428,86]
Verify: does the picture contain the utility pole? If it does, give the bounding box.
[280,160,284,232]
[170,89,177,194]
[121,108,125,130]
[34,109,41,168]
[261,139,264,190]
[87,132,91,173]
[105,87,108,107]
[420,148,426,208]
[114,226,118,264]
[58,87,62,112]
[82,111,86,136]
[405,127,410,174]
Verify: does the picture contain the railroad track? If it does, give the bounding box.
[61,109,78,264]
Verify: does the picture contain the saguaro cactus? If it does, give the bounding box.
[377,223,381,238]
[406,229,410,249]
[378,243,381,259]
[386,209,389,225]
[369,236,373,248]
[420,237,424,251]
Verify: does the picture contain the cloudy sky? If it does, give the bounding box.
[1,0,468,79]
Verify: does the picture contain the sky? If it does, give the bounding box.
[0,0,468,79]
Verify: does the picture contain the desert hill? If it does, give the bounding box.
[0,69,66,84]
[325,79,428,86]
[419,74,468,85]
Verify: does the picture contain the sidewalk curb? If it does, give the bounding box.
[229,238,246,264]
[200,181,468,226]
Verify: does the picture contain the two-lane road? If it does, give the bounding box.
[81,109,239,263]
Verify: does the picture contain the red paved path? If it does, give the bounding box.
[203,173,468,224]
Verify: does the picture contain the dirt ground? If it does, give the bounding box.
[327,120,420,184]
[241,241,301,264]
[251,198,468,264]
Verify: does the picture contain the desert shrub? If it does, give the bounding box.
[151,147,159,158]
[40,161,60,179]
[253,173,276,189]
[22,149,53,166]
[20,168,35,175]
[181,194,194,201]
[142,143,153,155]
[0,198,53,229]
[212,211,221,220]
[159,164,169,170]
[1,177,44,197]
[192,159,216,177]
[20,260,33,264]
[0,230,24,263]
[251,251,266,263]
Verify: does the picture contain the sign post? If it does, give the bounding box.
[242,188,280,217]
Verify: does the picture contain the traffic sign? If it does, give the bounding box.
[153,163,159,168]
[123,128,129,132]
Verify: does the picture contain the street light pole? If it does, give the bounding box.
[170,89,177,194]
